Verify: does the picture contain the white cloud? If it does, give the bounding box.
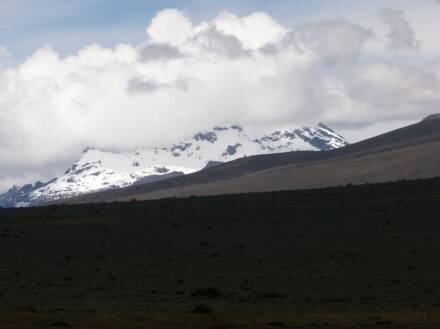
[139,43,183,62]
[147,9,194,47]
[323,63,440,125]
[379,7,421,51]
[298,20,375,65]
[213,11,287,50]
[192,26,249,59]
[0,8,439,191]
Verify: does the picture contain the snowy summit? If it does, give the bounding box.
[0,123,347,207]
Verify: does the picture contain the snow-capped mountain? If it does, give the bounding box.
[0,123,347,207]
[0,181,52,208]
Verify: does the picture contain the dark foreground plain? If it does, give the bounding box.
[1,178,440,329]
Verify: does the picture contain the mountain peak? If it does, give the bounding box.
[193,123,246,144]
[1,122,347,207]
[316,122,332,130]
[82,147,96,153]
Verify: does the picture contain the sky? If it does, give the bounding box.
[0,0,440,192]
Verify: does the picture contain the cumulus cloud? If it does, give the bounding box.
[325,63,440,126]
[0,8,438,191]
[379,7,421,51]
[213,11,287,50]
[126,77,187,95]
[192,26,249,59]
[139,43,183,62]
[298,20,375,65]
[147,9,194,46]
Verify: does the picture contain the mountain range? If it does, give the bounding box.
[61,113,440,204]
[0,123,347,207]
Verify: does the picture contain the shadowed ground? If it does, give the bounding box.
[1,178,440,328]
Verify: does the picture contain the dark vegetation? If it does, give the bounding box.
[1,177,440,328]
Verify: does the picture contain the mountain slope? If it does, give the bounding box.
[0,123,346,207]
[65,114,440,203]
[116,139,440,201]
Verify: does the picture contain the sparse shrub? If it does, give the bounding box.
[190,287,222,299]
[261,292,288,299]
[265,321,286,327]
[50,321,71,328]
[189,304,214,314]
[200,241,211,247]
[345,252,358,258]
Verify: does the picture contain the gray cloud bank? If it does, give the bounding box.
[380,7,421,51]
